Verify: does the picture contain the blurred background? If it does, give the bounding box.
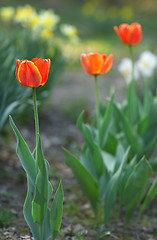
[0,0,157,130]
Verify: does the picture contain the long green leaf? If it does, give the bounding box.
[91,143,106,179]
[139,177,157,218]
[0,101,19,131]
[50,182,64,240]
[104,147,130,224]
[122,157,152,224]
[23,174,40,240]
[126,80,139,126]
[143,84,153,116]
[9,115,36,185]
[113,103,141,154]
[77,111,96,147]
[64,148,99,214]
[32,135,49,224]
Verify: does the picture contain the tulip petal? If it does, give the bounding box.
[17,61,42,87]
[88,53,103,75]
[119,23,130,44]
[31,58,39,63]
[16,60,24,81]
[101,54,113,74]
[114,22,142,46]
[113,26,119,36]
[81,54,93,75]
[33,58,51,86]
[129,23,142,45]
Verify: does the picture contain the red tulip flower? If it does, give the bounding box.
[81,53,113,76]
[16,58,51,87]
[113,23,142,45]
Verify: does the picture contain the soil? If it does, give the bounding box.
[0,72,157,240]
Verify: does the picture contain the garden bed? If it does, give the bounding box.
[0,79,157,239]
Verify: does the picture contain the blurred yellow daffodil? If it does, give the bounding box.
[60,24,79,41]
[40,28,53,41]
[0,7,15,21]
[15,5,35,24]
[39,10,59,29]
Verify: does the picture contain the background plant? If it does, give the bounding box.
[0,5,79,132]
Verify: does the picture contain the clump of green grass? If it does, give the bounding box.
[0,204,16,227]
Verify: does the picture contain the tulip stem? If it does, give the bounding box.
[39,223,43,240]
[129,45,134,81]
[32,87,39,165]
[94,75,100,144]
[33,87,44,240]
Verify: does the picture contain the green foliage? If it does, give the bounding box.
[122,157,152,224]
[64,148,99,215]
[64,94,153,226]
[113,80,157,160]
[9,116,63,240]
[139,177,157,218]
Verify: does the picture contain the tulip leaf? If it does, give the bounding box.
[9,115,36,185]
[90,142,106,179]
[104,147,130,224]
[32,148,53,201]
[23,174,40,240]
[0,101,19,131]
[113,103,141,155]
[126,80,139,126]
[102,151,116,173]
[143,84,153,116]
[64,148,99,214]
[119,156,137,207]
[80,145,98,179]
[103,133,117,156]
[137,115,150,136]
[77,111,96,147]
[50,182,64,240]
[32,134,49,225]
[99,94,114,148]
[139,177,157,218]
[122,157,152,224]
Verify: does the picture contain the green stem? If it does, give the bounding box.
[32,88,39,167]
[39,223,43,240]
[33,88,44,240]
[94,75,100,144]
[129,45,134,82]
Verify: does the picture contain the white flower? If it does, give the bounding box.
[136,51,157,78]
[118,58,139,84]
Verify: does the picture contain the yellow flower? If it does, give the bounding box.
[0,7,15,21]
[27,13,40,30]
[15,5,35,23]
[61,24,78,39]
[40,28,53,41]
[39,10,59,29]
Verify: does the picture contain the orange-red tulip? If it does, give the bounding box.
[113,23,142,45]
[16,58,51,87]
[81,53,113,75]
